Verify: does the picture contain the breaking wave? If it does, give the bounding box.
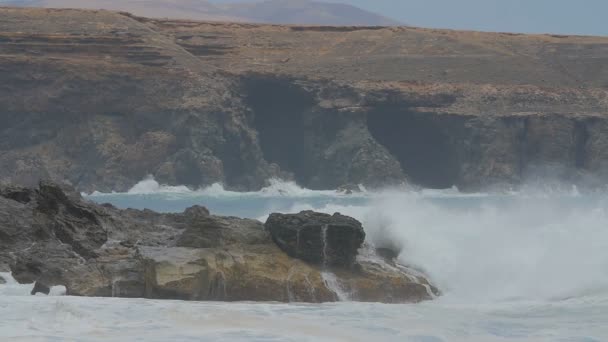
[279,193,608,303]
[91,176,358,198]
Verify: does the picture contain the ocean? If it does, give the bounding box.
[1,178,607,341]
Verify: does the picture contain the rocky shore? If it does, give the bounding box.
[0,181,437,303]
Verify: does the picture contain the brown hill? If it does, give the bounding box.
[217,0,401,26]
[0,7,607,192]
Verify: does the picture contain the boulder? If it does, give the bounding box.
[0,275,5,284]
[265,211,365,267]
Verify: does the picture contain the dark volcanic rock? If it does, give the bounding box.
[265,211,365,267]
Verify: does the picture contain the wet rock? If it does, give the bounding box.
[176,212,270,248]
[140,245,335,302]
[265,211,365,267]
[0,275,5,284]
[31,281,50,295]
[1,182,435,303]
[338,259,439,303]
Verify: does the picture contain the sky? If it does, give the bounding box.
[210,0,608,36]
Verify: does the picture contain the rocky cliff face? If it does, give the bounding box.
[0,181,437,303]
[1,7,607,192]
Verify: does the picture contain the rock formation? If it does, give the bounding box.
[0,7,607,192]
[266,211,365,267]
[0,181,437,303]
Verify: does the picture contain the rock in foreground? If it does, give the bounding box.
[0,181,437,303]
[265,211,365,267]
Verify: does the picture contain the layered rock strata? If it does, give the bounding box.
[1,8,607,192]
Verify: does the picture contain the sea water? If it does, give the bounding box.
[2,178,608,341]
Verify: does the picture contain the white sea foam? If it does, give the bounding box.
[126,175,192,194]
[90,176,354,198]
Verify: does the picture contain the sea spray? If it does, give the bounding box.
[266,191,608,303]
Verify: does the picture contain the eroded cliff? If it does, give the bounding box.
[1,7,608,191]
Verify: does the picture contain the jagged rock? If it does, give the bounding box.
[0,182,435,303]
[265,211,365,267]
[35,181,108,259]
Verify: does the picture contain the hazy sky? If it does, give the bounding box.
[211,0,607,36]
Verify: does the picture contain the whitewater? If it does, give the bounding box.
[2,178,608,341]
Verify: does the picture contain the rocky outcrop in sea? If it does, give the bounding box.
[0,181,437,303]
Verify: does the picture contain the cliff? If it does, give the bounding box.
[1,7,608,192]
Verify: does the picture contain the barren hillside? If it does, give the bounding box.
[1,7,607,191]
